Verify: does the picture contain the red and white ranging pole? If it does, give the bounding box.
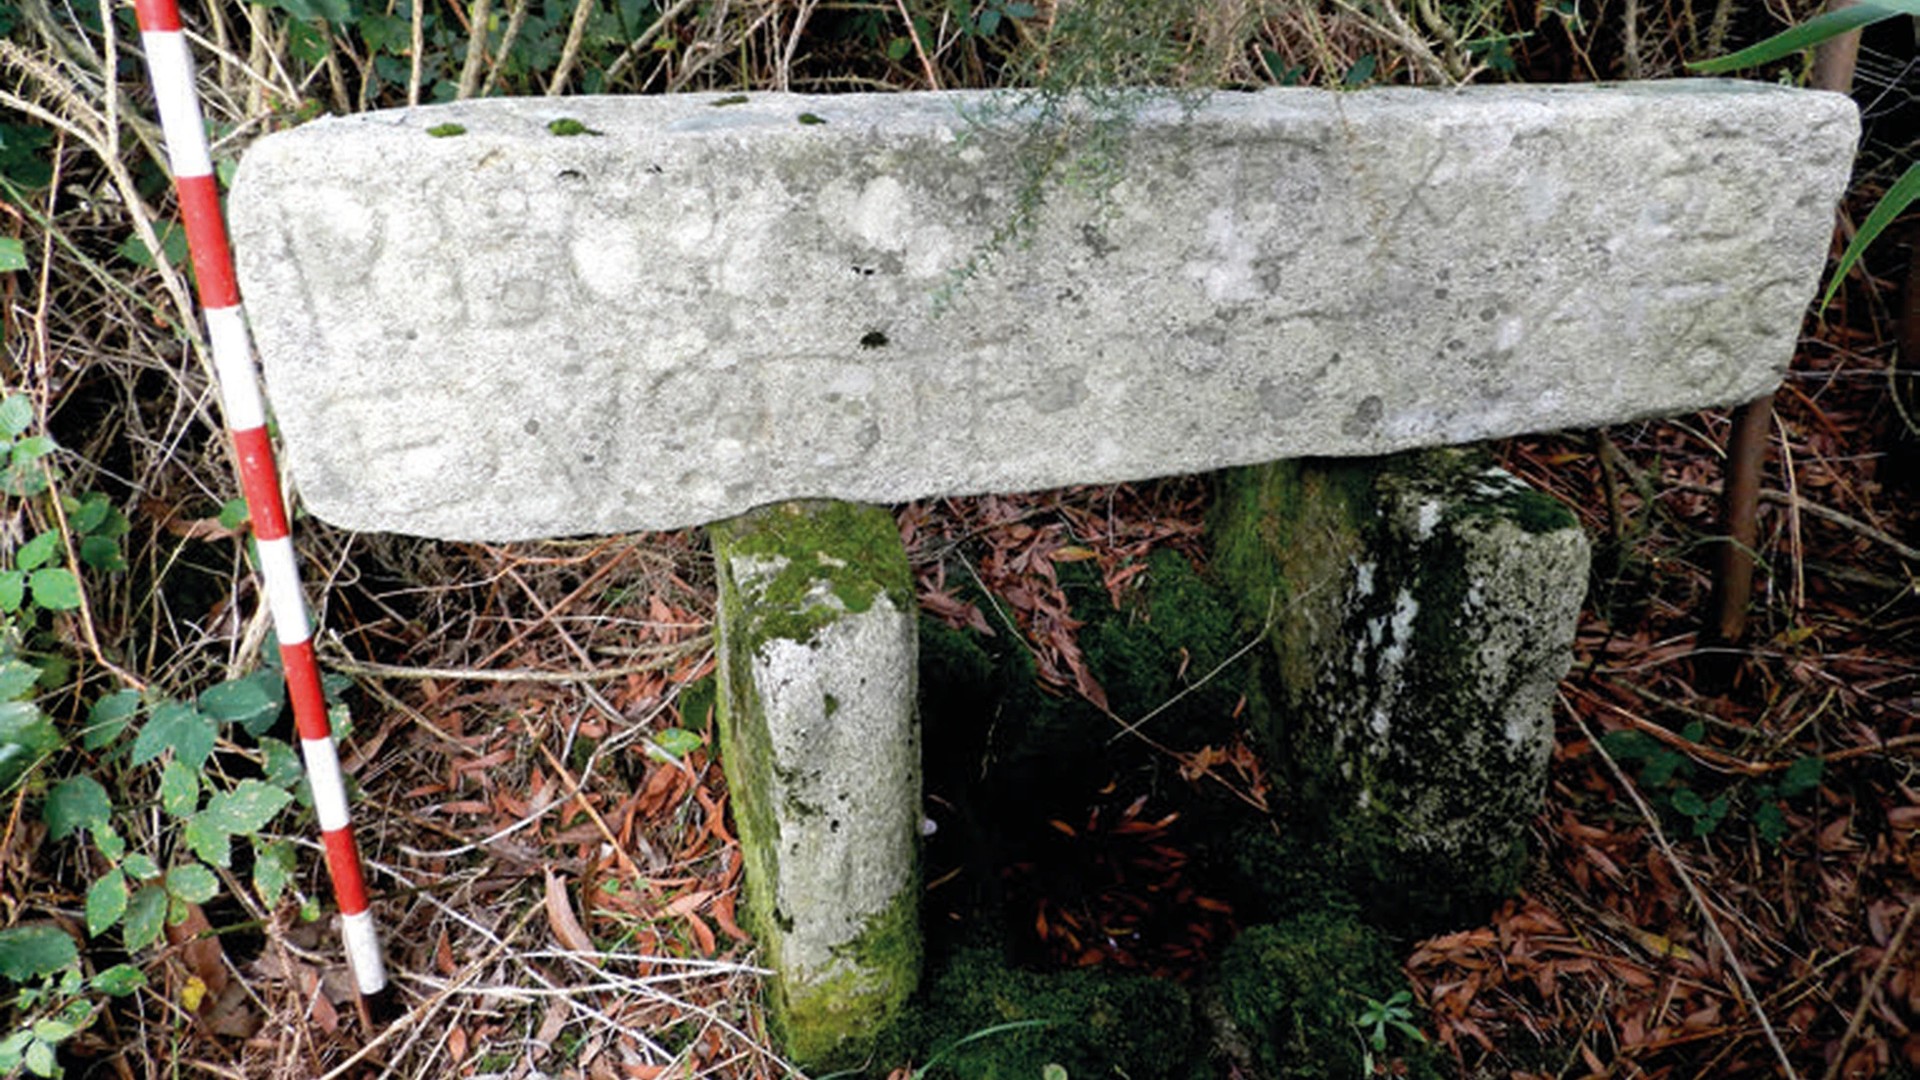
[131,0,387,996]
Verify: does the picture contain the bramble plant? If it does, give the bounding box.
[1,392,321,1073]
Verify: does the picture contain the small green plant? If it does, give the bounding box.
[1352,990,1428,1076]
[1600,726,1824,842]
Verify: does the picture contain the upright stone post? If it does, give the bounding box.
[707,500,921,1068]
[1213,450,1590,926]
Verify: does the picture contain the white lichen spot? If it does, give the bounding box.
[1379,588,1420,668]
[1353,560,1376,596]
[1415,499,1442,541]
[730,553,793,600]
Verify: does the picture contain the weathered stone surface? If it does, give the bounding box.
[229,83,1855,541]
[708,501,920,1068]
[1212,451,1589,925]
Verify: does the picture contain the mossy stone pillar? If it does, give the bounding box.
[1212,450,1589,926]
[707,500,921,1069]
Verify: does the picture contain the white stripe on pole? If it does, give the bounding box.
[138,31,215,180]
[205,307,266,430]
[253,536,312,645]
[340,911,385,994]
[302,737,352,831]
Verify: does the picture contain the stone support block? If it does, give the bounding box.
[707,501,920,1068]
[1212,452,1590,924]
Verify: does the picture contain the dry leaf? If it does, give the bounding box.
[545,868,601,963]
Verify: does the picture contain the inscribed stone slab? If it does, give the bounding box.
[229,82,1856,541]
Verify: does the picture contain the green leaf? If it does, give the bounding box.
[199,670,284,736]
[159,759,200,818]
[27,568,80,611]
[165,863,219,904]
[261,738,303,789]
[116,220,187,269]
[650,727,704,760]
[182,813,232,869]
[1670,787,1708,817]
[122,854,160,881]
[216,498,249,531]
[0,570,24,613]
[1343,54,1377,85]
[83,690,141,750]
[201,779,294,834]
[130,700,214,768]
[23,1037,54,1077]
[93,826,125,862]
[0,660,40,700]
[0,395,31,438]
[256,0,355,24]
[1782,755,1825,798]
[10,434,54,469]
[0,700,60,793]
[1754,800,1788,845]
[0,926,76,980]
[14,531,58,571]
[90,964,146,996]
[1687,1,1915,72]
[1823,159,1920,312]
[87,869,129,936]
[68,494,108,535]
[78,536,126,573]
[0,237,26,273]
[1679,720,1706,744]
[44,776,112,842]
[252,838,296,907]
[123,884,167,951]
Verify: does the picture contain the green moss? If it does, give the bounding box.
[546,117,600,136]
[798,112,828,125]
[777,886,923,1070]
[711,93,750,106]
[1218,915,1440,1080]
[709,500,912,649]
[907,944,1195,1080]
[425,122,467,137]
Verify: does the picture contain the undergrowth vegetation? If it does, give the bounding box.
[1,0,1917,1077]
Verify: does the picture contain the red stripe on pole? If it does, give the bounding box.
[281,640,333,741]
[133,0,180,32]
[321,828,372,914]
[229,426,291,540]
[178,174,238,309]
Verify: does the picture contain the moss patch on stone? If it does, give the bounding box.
[709,500,913,649]
[775,886,923,1070]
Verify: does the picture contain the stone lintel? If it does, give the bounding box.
[230,83,1856,540]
